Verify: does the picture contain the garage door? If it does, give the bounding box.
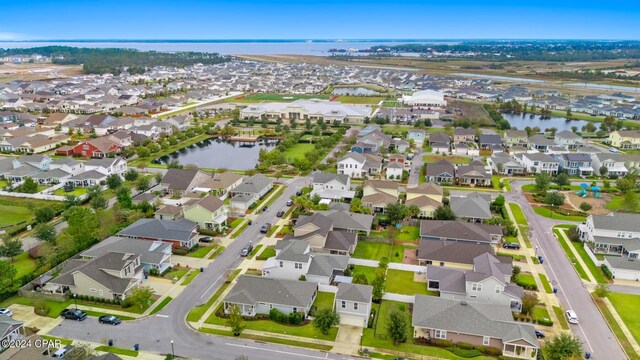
[340,314,365,327]
[613,268,640,281]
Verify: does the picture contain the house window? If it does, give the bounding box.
[89,288,97,292]
[293,307,297,313]
[269,304,273,309]
[99,290,104,296]
[341,301,346,309]
[472,283,482,292]
[496,285,501,294]
[354,303,358,310]
[434,329,447,339]
[483,336,490,346]
[279,261,283,268]
[295,263,302,270]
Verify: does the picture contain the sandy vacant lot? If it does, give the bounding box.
[0,62,82,82]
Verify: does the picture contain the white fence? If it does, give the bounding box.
[583,243,604,267]
[348,258,426,273]
[0,190,67,201]
[318,284,338,293]
[382,293,415,303]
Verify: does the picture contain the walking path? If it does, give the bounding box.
[554,227,597,283]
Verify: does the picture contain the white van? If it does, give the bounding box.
[52,348,67,358]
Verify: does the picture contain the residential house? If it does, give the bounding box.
[420,220,503,245]
[358,125,382,138]
[118,218,199,248]
[223,275,318,316]
[417,241,495,269]
[487,154,524,176]
[210,171,244,199]
[405,182,444,218]
[478,134,503,150]
[554,130,583,150]
[317,204,374,235]
[261,239,349,284]
[528,135,557,152]
[154,205,183,221]
[160,168,215,197]
[84,157,127,177]
[386,161,404,181]
[0,315,24,351]
[361,180,399,212]
[334,283,373,327]
[609,130,640,150]
[45,252,143,301]
[515,152,559,175]
[183,195,228,231]
[337,152,383,179]
[456,160,492,186]
[426,253,524,312]
[72,137,123,158]
[623,154,640,171]
[293,212,360,255]
[80,236,172,274]
[429,132,451,153]
[412,296,538,359]
[454,128,475,143]
[503,130,528,147]
[450,193,492,222]
[558,153,594,177]
[578,213,640,281]
[407,129,427,145]
[591,153,628,177]
[229,174,273,210]
[310,172,355,201]
[425,159,455,185]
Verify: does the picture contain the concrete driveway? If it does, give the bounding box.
[8,304,62,332]
[333,325,362,355]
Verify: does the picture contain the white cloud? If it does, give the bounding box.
[0,32,33,41]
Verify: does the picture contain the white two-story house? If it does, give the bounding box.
[310,172,355,201]
[591,153,628,177]
[334,283,373,327]
[515,152,559,175]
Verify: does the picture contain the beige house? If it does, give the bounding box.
[609,130,640,149]
[361,180,399,212]
[183,195,227,231]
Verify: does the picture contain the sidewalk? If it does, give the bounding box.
[198,323,337,348]
[602,297,640,353]
[555,228,597,283]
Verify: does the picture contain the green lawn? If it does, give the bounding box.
[53,187,88,196]
[0,204,33,228]
[353,242,392,261]
[532,306,552,324]
[208,246,225,260]
[334,95,387,104]
[608,293,640,346]
[312,291,335,310]
[0,296,153,317]
[385,270,436,296]
[164,267,189,281]
[82,310,135,321]
[231,220,250,238]
[539,273,553,294]
[351,265,378,284]
[283,143,315,161]
[395,226,420,241]
[149,297,172,315]
[422,155,471,165]
[10,252,36,279]
[186,269,241,322]
[594,296,640,360]
[181,271,200,286]
[508,202,532,248]
[568,238,607,284]
[199,327,333,351]
[605,192,640,213]
[247,244,263,259]
[185,245,215,258]
[256,246,276,260]
[533,207,586,222]
[95,346,139,357]
[252,185,284,214]
[229,217,244,228]
[553,227,590,281]
[514,273,537,290]
[235,93,332,102]
[390,245,410,263]
[553,305,570,330]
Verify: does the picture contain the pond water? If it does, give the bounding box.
[502,113,590,132]
[332,87,381,96]
[153,138,278,170]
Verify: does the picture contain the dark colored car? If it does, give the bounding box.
[99,315,121,325]
[260,223,272,234]
[240,244,254,257]
[276,210,285,217]
[60,309,87,321]
[199,236,213,243]
[286,199,294,206]
[262,206,268,212]
[296,190,302,196]
[535,329,545,338]
[503,242,521,250]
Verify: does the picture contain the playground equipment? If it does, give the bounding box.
[591,186,602,198]
[576,183,589,198]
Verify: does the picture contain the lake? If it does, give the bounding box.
[502,113,590,132]
[153,138,278,170]
[332,87,380,96]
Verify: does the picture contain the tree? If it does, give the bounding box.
[90,195,108,210]
[127,286,154,310]
[386,309,408,345]
[65,343,95,360]
[535,172,551,194]
[544,192,566,207]
[0,261,17,293]
[352,273,369,285]
[154,172,163,185]
[106,174,123,189]
[34,223,56,243]
[19,177,39,194]
[521,293,540,316]
[433,205,456,220]
[64,206,99,247]
[226,304,245,336]
[117,186,133,209]
[554,173,570,187]
[385,203,408,225]
[616,172,638,194]
[312,308,340,335]
[542,333,583,360]
[124,169,139,182]
[136,176,150,191]
[34,206,56,224]
[0,237,23,261]
[594,283,610,298]
[64,195,80,208]
[599,165,608,177]
[623,191,638,211]
[579,202,592,212]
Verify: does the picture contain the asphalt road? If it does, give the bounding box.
[407,147,422,187]
[507,181,626,359]
[50,177,359,360]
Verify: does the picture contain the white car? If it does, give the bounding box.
[0,308,12,317]
[566,309,579,324]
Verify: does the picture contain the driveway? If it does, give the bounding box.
[407,147,423,187]
[333,325,362,355]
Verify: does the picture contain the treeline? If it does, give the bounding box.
[0,46,229,75]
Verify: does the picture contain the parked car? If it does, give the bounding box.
[199,236,214,243]
[51,348,68,358]
[262,206,268,212]
[98,315,121,325]
[609,147,619,153]
[535,329,545,338]
[503,242,520,250]
[286,199,294,206]
[276,210,285,217]
[240,244,254,257]
[60,309,87,321]
[260,223,272,234]
[0,308,12,317]
[566,310,579,324]
[296,190,302,196]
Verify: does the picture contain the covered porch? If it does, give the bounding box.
[503,341,538,359]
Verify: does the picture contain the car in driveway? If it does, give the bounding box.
[260,223,271,234]
[98,315,121,325]
[0,308,12,316]
[503,242,520,250]
[566,309,579,324]
[199,236,214,243]
[240,244,254,257]
[535,329,545,338]
[60,309,87,321]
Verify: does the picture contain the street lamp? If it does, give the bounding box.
[170,339,174,358]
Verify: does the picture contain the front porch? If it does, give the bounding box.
[503,342,538,359]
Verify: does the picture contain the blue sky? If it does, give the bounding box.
[1,0,639,40]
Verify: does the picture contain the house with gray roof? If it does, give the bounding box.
[223,275,318,317]
[417,241,495,268]
[160,168,214,197]
[80,236,172,274]
[44,252,143,301]
[229,174,273,210]
[118,218,198,248]
[514,152,559,175]
[456,160,492,186]
[557,153,594,177]
[425,159,455,185]
[261,239,349,284]
[528,135,557,152]
[450,192,492,222]
[591,153,628,177]
[310,172,355,201]
[487,154,524,176]
[426,253,524,312]
[412,296,538,359]
[478,134,502,150]
[293,212,360,255]
[554,130,583,150]
[420,220,503,244]
[0,315,24,351]
[334,283,373,327]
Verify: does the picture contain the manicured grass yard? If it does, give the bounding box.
[532,306,552,325]
[256,246,276,260]
[553,305,570,330]
[181,270,200,286]
[533,206,586,222]
[385,269,436,296]
[508,202,532,248]
[312,291,335,310]
[10,252,36,279]
[0,204,33,228]
[395,226,420,241]
[539,273,553,294]
[568,238,607,284]
[335,95,387,104]
[351,265,378,284]
[164,267,189,281]
[353,242,392,261]
[594,296,640,360]
[185,245,215,258]
[149,297,172,315]
[605,192,640,213]
[199,327,333,351]
[95,346,139,357]
[241,93,331,102]
[53,187,88,196]
[283,143,315,161]
[608,293,640,345]
[422,155,472,165]
[553,227,590,281]
[514,273,537,290]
